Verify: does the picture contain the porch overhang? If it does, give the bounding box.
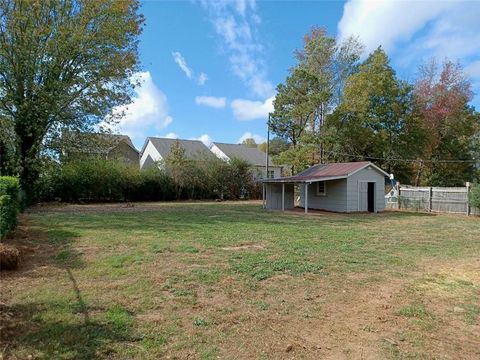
[261,175,348,184]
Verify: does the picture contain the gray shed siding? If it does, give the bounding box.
[346,167,386,212]
[265,184,294,210]
[299,179,348,212]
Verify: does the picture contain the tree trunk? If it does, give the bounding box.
[0,141,6,176]
[15,118,44,202]
[415,160,424,186]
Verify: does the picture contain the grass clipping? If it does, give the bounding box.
[0,243,20,270]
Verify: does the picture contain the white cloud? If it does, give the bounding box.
[238,132,265,144]
[172,51,193,79]
[110,72,172,140]
[172,51,208,85]
[190,134,214,147]
[163,132,179,139]
[198,0,274,97]
[337,0,480,105]
[338,1,453,54]
[198,72,208,85]
[231,96,274,121]
[195,96,227,108]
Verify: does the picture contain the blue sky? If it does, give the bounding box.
[117,0,480,149]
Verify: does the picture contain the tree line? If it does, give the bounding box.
[264,27,480,186]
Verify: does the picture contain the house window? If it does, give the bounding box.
[267,170,275,179]
[316,181,326,196]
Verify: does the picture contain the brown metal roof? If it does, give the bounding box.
[263,162,387,183]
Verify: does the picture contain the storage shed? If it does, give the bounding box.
[262,162,389,213]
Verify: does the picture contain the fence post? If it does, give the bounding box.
[466,182,471,216]
[428,187,433,212]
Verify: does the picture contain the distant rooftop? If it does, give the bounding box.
[63,131,138,153]
[144,137,215,160]
[211,142,274,167]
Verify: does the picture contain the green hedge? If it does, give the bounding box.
[35,159,174,202]
[469,184,480,209]
[0,176,20,239]
[35,158,261,203]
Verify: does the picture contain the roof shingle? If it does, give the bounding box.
[264,162,387,182]
[147,137,215,160]
[212,142,274,167]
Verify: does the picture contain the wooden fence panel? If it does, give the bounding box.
[399,186,429,212]
[388,184,479,216]
[431,187,468,214]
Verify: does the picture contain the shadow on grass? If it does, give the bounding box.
[0,216,109,358]
[0,301,136,359]
[2,216,86,276]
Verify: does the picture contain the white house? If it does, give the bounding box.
[140,137,215,169]
[210,142,282,179]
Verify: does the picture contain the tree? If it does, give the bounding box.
[0,0,143,197]
[0,116,15,175]
[270,67,320,148]
[227,158,254,199]
[413,60,479,186]
[325,47,423,183]
[269,27,363,173]
[164,141,192,199]
[295,27,363,161]
[258,137,289,156]
[241,138,257,148]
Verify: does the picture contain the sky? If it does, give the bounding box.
[116,0,480,150]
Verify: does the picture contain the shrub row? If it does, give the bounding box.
[0,176,20,239]
[35,158,261,203]
[469,183,480,209]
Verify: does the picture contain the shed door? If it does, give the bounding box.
[367,182,375,212]
[359,182,368,211]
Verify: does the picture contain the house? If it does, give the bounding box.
[262,161,389,213]
[140,137,215,169]
[61,132,139,165]
[210,142,282,179]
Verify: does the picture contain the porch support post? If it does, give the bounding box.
[262,183,266,209]
[466,182,471,216]
[305,183,309,214]
[281,183,285,211]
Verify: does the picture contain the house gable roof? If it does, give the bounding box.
[107,134,138,153]
[211,142,274,167]
[263,162,389,183]
[145,137,215,160]
[63,132,138,154]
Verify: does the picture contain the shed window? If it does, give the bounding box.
[316,181,326,196]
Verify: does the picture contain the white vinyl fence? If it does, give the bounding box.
[385,183,479,216]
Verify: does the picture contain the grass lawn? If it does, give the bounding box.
[1,202,479,359]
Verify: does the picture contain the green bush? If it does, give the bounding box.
[0,176,20,239]
[469,184,480,209]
